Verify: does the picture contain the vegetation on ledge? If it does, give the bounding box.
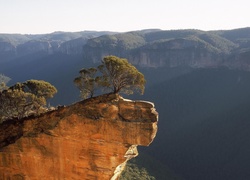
[0,79,57,123]
[74,55,146,99]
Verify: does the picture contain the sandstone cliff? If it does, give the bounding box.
[0,94,158,180]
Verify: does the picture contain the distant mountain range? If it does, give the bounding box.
[0,31,116,62]
[1,27,250,70]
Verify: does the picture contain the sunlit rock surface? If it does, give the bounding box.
[0,94,158,179]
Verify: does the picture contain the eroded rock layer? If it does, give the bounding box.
[0,94,158,180]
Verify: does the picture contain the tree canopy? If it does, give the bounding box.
[74,68,100,99]
[99,56,145,94]
[74,55,146,99]
[0,80,57,122]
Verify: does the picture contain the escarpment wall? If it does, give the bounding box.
[0,94,158,180]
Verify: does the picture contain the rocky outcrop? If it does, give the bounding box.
[0,94,158,180]
[128,38,223,68]
[58,37,89,55]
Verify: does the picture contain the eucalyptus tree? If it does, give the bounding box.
[98,55,146,95]
[0,80,57,122]
[74,67,101,99]
[74,55,146,99]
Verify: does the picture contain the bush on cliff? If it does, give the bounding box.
[0,74,11,92]
[0,80,57,122]
[120,161,155,180]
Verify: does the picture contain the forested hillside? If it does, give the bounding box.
[82,28,250,69]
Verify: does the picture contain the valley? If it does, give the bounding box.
[1,28,250,179]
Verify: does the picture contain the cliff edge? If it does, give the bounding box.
[0,94,158,180]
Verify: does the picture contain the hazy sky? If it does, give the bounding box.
[0,0,249,34]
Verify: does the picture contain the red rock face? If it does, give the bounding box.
[0,94,158,179]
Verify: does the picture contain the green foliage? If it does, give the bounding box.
[120,162,155,180]
[87,32,146,50]
[0,80,57,122]
[0,82,7,92]
[213,27,250,43]
[0,74,11,92]
[21,79,57,99]
[144,29,203,42]
[74,56,146,99]
[74,68,100,99]
[0,88,42,121]
[121,152,184,180]
[197,33,237,54]
[99,56,146,94]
